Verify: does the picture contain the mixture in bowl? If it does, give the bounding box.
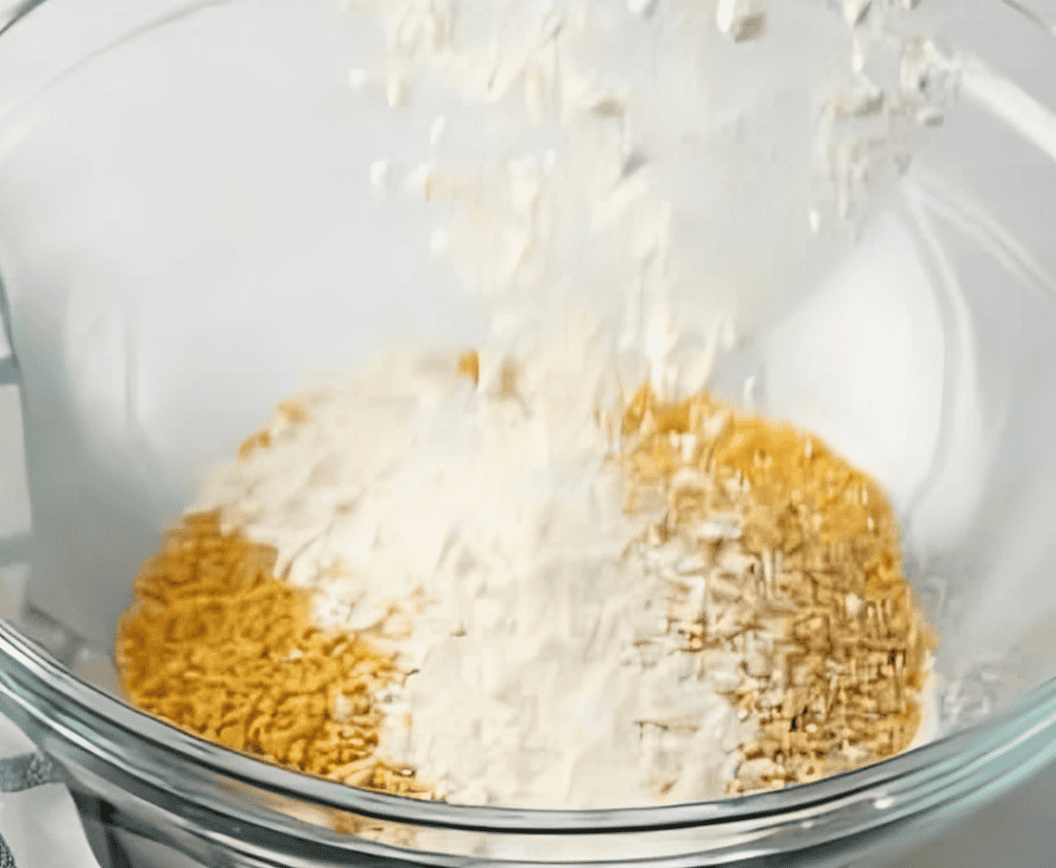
[116,339,936,808]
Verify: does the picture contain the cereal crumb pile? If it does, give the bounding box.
[116,511,430,797]
[622,386,937,793]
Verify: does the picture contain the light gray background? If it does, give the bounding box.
[0,1,1054,865]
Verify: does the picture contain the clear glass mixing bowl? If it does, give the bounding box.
[1,1,1055,866]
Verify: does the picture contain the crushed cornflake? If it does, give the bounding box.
[621,384,936,793]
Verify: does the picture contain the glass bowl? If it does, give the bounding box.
[1,1,1055,866]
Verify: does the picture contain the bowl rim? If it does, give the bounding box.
[1,618,1054,838]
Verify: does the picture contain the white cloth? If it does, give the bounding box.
[0,715,101,868]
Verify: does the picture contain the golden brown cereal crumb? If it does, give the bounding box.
[457,350,480,385]
[237,400,310,461]
[115,512,431,796]
[620,386,937,794]
[278,400,311,424]
[237,429,272,461]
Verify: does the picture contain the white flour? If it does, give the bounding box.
[345,0,939,359]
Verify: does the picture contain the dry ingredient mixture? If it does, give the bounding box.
[117,0,939,810]
[117,341,936,806]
